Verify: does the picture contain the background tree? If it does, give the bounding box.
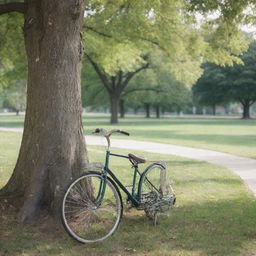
[125,63,192,118]
[193,41,256,119]
[3,80,26,115]
[192,63,229,115]
[85,51,149,123]
[124,67,160,118]
[223,41,256,119]
[81,60,109,110]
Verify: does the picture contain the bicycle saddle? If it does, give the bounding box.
[128,153,146,164]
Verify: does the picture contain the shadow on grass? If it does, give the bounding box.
[1,197,256,256]
[103,198,256,256]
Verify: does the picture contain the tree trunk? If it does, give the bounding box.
[145,103,150,118]
[161,107,165,115]
[0,0,88,223]
[134,107,139,114]
[155,105,160,118]
[110,94,120,124]
[177,107,181,116]
[212,104,216,116]
[242,102,251,119]
[119,99,125,118]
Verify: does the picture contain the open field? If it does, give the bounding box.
[1,131,256,256]
[0,113,255,158]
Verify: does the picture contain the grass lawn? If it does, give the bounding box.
[1,113,255,158]
[1,131,256,256]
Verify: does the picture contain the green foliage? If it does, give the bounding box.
[0,13,27,112]
[2,80,26,113]
[124,57,192,113]
[193,41,256,114]
[0,0,254,115]
[0,13,26,89]
[81,61,109,108]
[192,63,228,108]
[223,41,256,104]
[85,0,251,85]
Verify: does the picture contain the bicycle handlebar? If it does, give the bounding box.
[93,128,129,150]
[93,128,130,137]
[116,130,130,136]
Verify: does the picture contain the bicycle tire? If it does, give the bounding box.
[140,163,167,196]
[139,163,175,219]
[61,171,123,243]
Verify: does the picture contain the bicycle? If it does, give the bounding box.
[61,128,176,243]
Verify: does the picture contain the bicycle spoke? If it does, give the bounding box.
[62,172,122,243]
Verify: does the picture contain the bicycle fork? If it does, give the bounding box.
[95,174,107,206]
[95,151,111,205]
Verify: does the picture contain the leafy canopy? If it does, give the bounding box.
[0,0,254,92]
[84,0,252,84]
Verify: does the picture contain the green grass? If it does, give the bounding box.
[0,113,25,128]
[1,131,256,256]
[0,113,255,158]
[0,132,22,188]
[83,114,256,158]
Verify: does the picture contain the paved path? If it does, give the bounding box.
[1,127,256,194]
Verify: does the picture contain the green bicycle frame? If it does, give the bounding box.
[96,150,142,207]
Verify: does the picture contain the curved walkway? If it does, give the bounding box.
[1,127,256,194]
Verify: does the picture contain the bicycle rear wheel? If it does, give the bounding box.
[61,171,122,243]
[140,163,168,196]
[139,163,175,221]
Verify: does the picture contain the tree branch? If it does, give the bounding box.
[0,2,25,15]
[138,37,166,52]
[117,71,123,87]
[122,88,164,97]
[121,62,150,91]
[237,97,245,106]
[84,25,112,38]
[85,53,112,93]
[83,26,166,53]
[249,100,256,106]
[111,76,116,90]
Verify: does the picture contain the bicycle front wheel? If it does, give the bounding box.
[61,171,123,243]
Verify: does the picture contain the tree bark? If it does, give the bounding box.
[0,0,88,223]
[145,103,150,118]
[242,102,251,119]
[110,94,120,124]
[119,98,125,118]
